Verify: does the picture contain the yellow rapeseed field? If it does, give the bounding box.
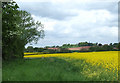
[24,52,38,55]
[24,51,118,72]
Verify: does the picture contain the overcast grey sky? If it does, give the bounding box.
[15,0,119,47]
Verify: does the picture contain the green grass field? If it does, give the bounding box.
[2,56,118,81]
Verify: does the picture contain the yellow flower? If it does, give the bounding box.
[24,51,118,72]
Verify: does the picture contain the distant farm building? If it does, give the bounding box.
[68,46,91,51]
[113,47,118,50]
[47,48,59,50]
[47,46,92,51]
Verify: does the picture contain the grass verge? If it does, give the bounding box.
[2,57,118,81]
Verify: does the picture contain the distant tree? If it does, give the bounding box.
[27,46,34,52]
[34,47,39,52]
[45,46,50,48]
[42,50,50,54]
[95,43,98,46]
[117,42,120,50]
[38,48,45,52]
[88,43,93,46]
[68,44,70,46]
[56,46,59,48]
[60,48,70,53]
[48,49,56,53]
[52,46,55,48]
[62,44,67,47]
[98,43,102,46]
[78,42,89,46]
[89,44,113,51]
[102,45,113,51]
[79,48,89,52]
[89,46,98,51]
[109,43,113,46]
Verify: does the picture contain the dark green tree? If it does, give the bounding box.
[2,1,45,60]
[26,46,34,52]
[33,47,39,52]
[113,43,118,47]
[109,43,113,46]
[117,42,120,50]
[98,43,102,46]
[59,48,70,53]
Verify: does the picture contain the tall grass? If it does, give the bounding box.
[2,57,118,81]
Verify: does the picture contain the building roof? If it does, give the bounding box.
[68,46,91,51]
[47,48,59,50]
[47,46,92,51]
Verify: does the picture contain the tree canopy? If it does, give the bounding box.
[2,1,45,60]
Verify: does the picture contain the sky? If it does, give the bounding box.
[15,0,119,47]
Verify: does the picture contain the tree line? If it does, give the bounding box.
[44,42,112,48]
[25,42,120,54]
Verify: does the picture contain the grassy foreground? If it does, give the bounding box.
[3,51,118,81]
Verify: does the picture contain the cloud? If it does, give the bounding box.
[16,0,119,2]
[16,0,118,20]
[17,2,78,20]
[15,0,118,47]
